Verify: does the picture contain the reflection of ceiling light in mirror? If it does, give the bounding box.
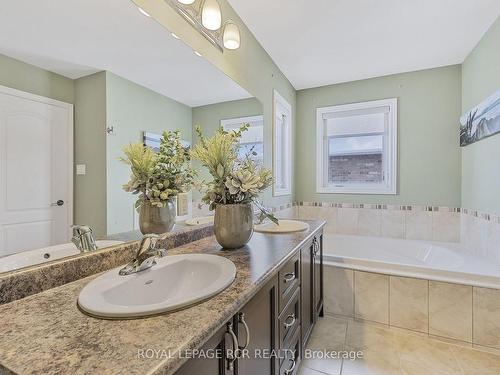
[223,22,240,50]
[194,51,202,57]
[201,0,222,31]
[171,33,180,39]
[137,7,151,17]
[177,0,195,4]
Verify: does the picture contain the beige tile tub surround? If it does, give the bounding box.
[324,266,354,317]
[390,276,429,333]
[354,271,389,324]
[380,210,406,238]
[295,202,463,242]
[473,287,500,348]
[432,211,461,242]
[429,281,473,342]
[325,267,500,352]
[357,209,381,236]
[405,210,433,240]
[336,208,359,235]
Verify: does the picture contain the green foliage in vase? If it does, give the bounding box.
[190,125,277,224]
[120,130,196,209]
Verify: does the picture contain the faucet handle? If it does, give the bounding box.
[139,234,160,252]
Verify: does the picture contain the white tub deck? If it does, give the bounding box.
[323,234,500,289]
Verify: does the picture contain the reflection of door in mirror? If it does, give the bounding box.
[0,86,73,257]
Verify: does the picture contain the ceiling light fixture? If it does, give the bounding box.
[171,33,181,39]
[194,51,202,57]
[137,7,151,18]
[201,0,222,31]
[222,21,240,50]
[165,0,241,52]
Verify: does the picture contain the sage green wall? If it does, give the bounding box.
[74,72,107,237]
[192,97,262,132]
[133,0,296,208]
[296,66,462,206]
[0,53,74,103]
[461,16,500,215]
[105,72,192,235]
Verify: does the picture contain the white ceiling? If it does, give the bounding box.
[0,0,251,107]
[228,0,500,90]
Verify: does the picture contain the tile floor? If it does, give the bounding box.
[299,315,500,375]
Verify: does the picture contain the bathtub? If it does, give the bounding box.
[0,240,124,273]
[323,234,500,289]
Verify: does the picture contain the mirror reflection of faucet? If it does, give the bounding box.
[71,225,98,253]
[119,234,167,276]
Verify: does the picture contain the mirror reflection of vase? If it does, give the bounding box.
[214,203,254,249]
[139,200,176,235]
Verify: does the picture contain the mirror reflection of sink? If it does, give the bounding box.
[77,254,236,319]
[185,216,214,226]
[254,220,310,234]
[0,240,124,273]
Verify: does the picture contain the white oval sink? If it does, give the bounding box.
[0,240,124,273]
[77,254,236,319]
[254,220,310,234]
[185,216,214,226]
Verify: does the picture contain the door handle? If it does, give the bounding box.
[284,272,295,283]
[225,322,239,371]
[237,313,250,350]
[283,357,297,375]
[51,200,64,207]
[283,313,296,329]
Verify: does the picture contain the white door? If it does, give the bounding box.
[0,86,73,257]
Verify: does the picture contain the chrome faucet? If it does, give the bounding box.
[119,234,167,276]
[71,225,97,252]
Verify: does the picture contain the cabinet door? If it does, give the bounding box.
[300,241,314,346]
[176,322,236,375]
[236,275,279,375]
[313,234,324,319]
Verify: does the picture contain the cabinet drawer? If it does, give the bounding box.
[279,287,300,351]
[279,252,300,311]
[279,326,301,375]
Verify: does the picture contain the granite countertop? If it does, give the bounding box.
[0,220,324,375]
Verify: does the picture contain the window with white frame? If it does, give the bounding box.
[273,90,292,196]
[221,115,264,165]
[316,98,397,194]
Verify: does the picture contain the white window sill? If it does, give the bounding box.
[316,186,396,195]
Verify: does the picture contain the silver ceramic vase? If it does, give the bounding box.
[139,200,176,235]
[214,203,254,249]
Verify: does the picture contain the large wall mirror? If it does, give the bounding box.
[0,0,263,273]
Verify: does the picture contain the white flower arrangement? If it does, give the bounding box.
[120,130,196,209]
[190,124,277,223]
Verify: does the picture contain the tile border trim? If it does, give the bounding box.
[269,201,500,224]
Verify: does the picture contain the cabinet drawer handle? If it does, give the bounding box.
[225,322,239,370]
[313,238,319,255]
[283,313,296,329]
[284,358,297,375]
[284,272,295,283]
[237,313,250,350]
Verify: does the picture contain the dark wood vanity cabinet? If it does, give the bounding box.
[235,276,279,375]
[176,323,234,375]
[313,234,324,319]
[177,229,323,375]
[177,276,279,375]
[300,237,314,345]
[300,233,324,348]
